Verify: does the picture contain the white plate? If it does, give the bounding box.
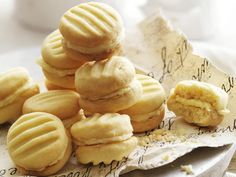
[0,46,235,177]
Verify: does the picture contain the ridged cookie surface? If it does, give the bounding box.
[121,74,166,115]
[71,113,133,145]
[60,2,123,49]
[23,90,80,119]
[7,112,68,171]
[41,30,85,69]
[75,56,135,98]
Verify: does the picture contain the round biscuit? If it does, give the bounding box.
[7,112,70,173]
[59,2,123,48]
[75,56,135,98]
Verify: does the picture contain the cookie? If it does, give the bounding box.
[167,80,229,127]
[121,74,166,133]
[71,113,137,165]
[0,68,39,124]
[23,90,81,128]
[75,56,142,113]
[7,112,72,176]
[59,2,124,61]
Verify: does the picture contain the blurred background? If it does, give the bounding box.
[0,0,236,54]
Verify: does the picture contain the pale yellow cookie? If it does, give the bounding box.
[71,113,133,145]
[0,67,39,124]
[59,2,124,61]
[75,56,142,113]
[167,80,229,127]
[7,112,72,176]
[23,90,81,128]
[70,113,137,165]
[121,74,166,133]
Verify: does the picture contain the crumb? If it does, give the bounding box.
[211,133,217,137]
[180,165,194,175]
[138,129,186,146]
[162,154,169,161]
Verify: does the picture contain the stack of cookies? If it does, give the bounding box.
[5,1,230,177]
[38,1,124,90]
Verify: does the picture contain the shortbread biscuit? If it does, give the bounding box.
[7,112,72,176]
[71,113,137,165]
[42,30,85,69]
[0,68,39,124]
[75,56,135,97]
[121,74,166,133]
[167,80,229,127]
[75,56,142,112]
[59,2,124,61]
[23,90,80,128]
[76,137,137,165]
[71,113,133,145]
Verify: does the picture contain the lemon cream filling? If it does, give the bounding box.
[175,96,229,115]
[74,133,132,146]
[0,80,34,108]
[132,108,162,122]
[37,59,76,77]
[64,29,124,54]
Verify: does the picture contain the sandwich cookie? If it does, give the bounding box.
[38,30,85,89]
[167,80,229,127]
[75,56,142,113]
[71,113,137,165]
[0,67,39,124]
[59,2,124,61]
[23,90,81,128]
[7,112,72,176]
[121,74,166,133]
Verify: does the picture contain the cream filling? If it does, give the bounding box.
[132,108,162,122]
[36,59,76,77]
[74,133,132,146]
[175,97,229,115]
[65,29,124,54]
[0,80,33,108]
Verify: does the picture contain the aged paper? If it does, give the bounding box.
[0,13,236,177]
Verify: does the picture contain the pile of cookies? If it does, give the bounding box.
[0,1,229,177]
